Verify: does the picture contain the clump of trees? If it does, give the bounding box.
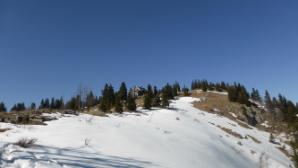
[11,103,26,112]
[191,80,227,92]
[39,97,64,110]
[0,102,7,112]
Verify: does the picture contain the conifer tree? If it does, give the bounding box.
[182,87,190,96]
[86,91,96,109]
[153,86,159,97]
[126,93,136,111]
[152,96,161,107]
[172,82,181,96]
[44,98,50,109]
[100,84,115,112]
[39,99,45,109]
[30,103,36,111]
[202,81,208,92]
[264,90,273,111]
[147,84,153,98]
[118,82,128,101]
[0,102,7,112]
[11,103,26,112]
[251,88,262,102]
[114,95,123,113]
[143,93,152,109]
[50,97,55,109]
[161,94,169,108]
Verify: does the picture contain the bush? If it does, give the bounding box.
[15,138,37,148]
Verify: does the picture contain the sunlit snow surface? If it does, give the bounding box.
[0,97,293,168]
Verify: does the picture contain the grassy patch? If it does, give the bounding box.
[217,125,244,139]
[246,135,261,144]
[0,128,10,132]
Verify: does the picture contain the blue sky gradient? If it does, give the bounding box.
[0,0,297,108]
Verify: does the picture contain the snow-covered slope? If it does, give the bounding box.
[0,97,293,168]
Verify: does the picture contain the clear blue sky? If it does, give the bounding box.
[0,0,297,108]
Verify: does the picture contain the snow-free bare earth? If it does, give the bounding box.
[0,97,293,168]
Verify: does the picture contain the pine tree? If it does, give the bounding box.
[182,87,190,96]
[143,93,152,109]
[264,90,273,111]
[66,97,79,110]
[202,81,208,92]
[30,103,36,110]
[86,91,96,109]
[44,98,50,109]
[114,95,123,113]
[126,93,136,111]
[118,82,128,101]
[153,86,159,97]
[100,84,115,112]
[39,99,45,109]
[50,97,55,109]
[152,96,161,107]
[161,94,169,108]
[11,103,25,112]
[251,88,262,102]
[147,84,153,98]
[172,82,181,96]
[0,102,7,112]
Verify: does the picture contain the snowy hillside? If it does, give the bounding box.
[0,97,293,168]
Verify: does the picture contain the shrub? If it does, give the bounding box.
[15,138,37,148]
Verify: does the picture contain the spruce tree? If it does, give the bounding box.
[30,103,36,111]
[172,82,181,96]
[86,91,96,109]
[0,102,7,112]
[147,84,153,98]
[153,86,159,97]
[161,95,169,108]
[251,88,262,102]
[143,93,152,109]
[114,95,123,113]
[182,87,190,96]
[126,93,136,111]
[264,90,273,111]
[100,84,115,112]
[152,96,161,107]
[39,99,45,109]
[50,97,55,109]
[118,82,128,101]
[44,98,50,109]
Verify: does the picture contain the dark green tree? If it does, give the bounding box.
[126,93,136,111]
[152,96,161,107]
[172,82,181,96]
[118,82,128,101]
[0,102,7,112]
[11,103,26,112]
[143,93,152,109]
[86,91,96,109]
[30,103,36,110]
[264,90,273,111]
[100,84,115,112]
[251,88,262,102]
[114,95,123,113]
[182,87,190,96]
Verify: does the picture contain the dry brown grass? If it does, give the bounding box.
[236,120,252,129]
[217,125,244,139]
[246,135,261,144]
[192,92,244,117]
[277,146,291,157]
[0,128,10,132]
[15,138,37,148]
